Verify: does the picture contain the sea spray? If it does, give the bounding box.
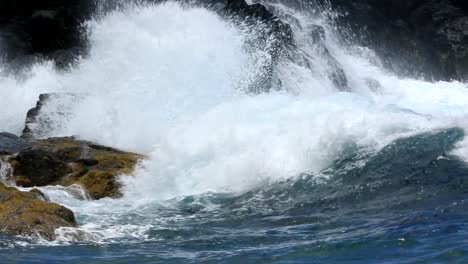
[0,158,13,184]
[0,1,467,246]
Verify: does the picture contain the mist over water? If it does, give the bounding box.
[1,1,468,260]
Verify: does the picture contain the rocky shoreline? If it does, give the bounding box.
[0,95,145,240]
[0,0,291,241]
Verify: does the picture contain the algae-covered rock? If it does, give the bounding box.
[0,183,76,240]
[10,137,144,199]
[12,148,69,187]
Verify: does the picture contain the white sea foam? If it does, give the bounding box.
[0,1,467,243]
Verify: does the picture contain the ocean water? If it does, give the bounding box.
[1,1,468,263]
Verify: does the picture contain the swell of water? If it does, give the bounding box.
[0,1,467,246]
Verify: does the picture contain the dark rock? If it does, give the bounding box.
[0,132,30,155]
[309,25,348,91]
[10,137,145,199]
[225,0,294,49]
[226,1,294,92]
[0,0,93,70]
[245,2,349,91]
[22,93,82,141]
[21,94,50,141]
[0,182,76,240]
[313,0,468,82]
[197,0,294,92]
[1,0,295,92]
[12,148,69,187]
[289,23,349,91]
[0,0,294,87]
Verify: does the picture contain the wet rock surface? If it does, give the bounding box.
[10,137,145,199]
[21,93,82,141]
[196,0,295,92]
[0,182,76,240]
[307,24,348,91]
[0,133,143,239]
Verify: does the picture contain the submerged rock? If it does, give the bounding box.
[10,137,145,199]
[0,182,76,240]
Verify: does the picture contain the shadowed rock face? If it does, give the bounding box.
[311,0,468,82]
[179,0,295,92]
[0,0,294,91]
[1,0,466,80]
[0,0,92,69]
[0,183,76,240]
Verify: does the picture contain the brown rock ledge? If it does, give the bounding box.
[0,183,76,240]
[9,137,145,199]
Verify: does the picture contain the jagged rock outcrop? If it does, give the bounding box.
[0,94,144,199]
[9,137,144,199]
[0,93,145,240]
[21,93,81,141]
[0,182,76,240]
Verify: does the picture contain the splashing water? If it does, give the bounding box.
[0,158,13,184]
[0,1,468,261]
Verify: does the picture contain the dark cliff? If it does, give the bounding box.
[314,0,468,81]
[0,0,467,82]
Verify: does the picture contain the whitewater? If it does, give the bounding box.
[1,1,468,262]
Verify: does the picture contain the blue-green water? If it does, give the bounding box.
[2,129,468,263]
[1,1,468,263]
